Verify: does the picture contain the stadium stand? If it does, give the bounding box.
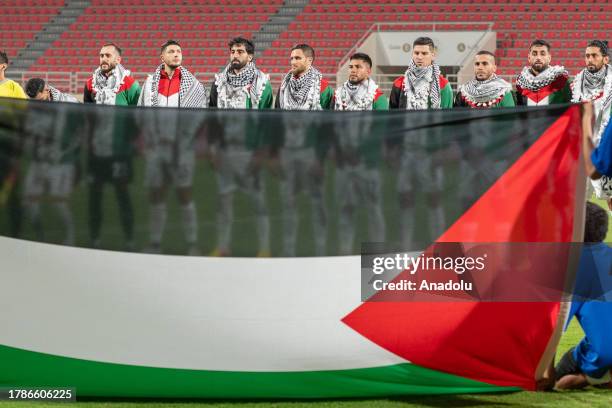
[2,0,611,92]
[0,0,65,59]
[268,0,612,77]
[31,0,283,82]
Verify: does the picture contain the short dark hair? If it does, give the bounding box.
[291,44,315,60]
[530,39,551,51]
[584,202,608,242]
[25,78,46,98]
[413,37,435,51]
[587,40,609,57]
[228,37,255,55]
[476,50,497,63]
[102,42,122,56]
[161,39,181,53]
[0,50,8,65]
[349,52,372,68]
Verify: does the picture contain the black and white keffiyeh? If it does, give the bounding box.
[334,78,378,111]
[91,63,131,105]
[460,74,512,107]
[140,64,207,108]
[591,78,612,144]
[516,65,568,91]
[403,60,441,110]
[279,66,322,110]
[225,62,257,88]
[214,62,267,109]
[572,65,610,102]
[49,85,78,103]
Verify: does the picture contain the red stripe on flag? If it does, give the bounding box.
[343,106,582,390]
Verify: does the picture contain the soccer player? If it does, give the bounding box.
[25,78,78,102]
[572,40,612,201]
[389,37,453,109]
[455,51,515,213]
[389,37,453,249]
[515,39,571,106]
[84,43,141,105]
[276,44,333,110]
[23,78,79,245]
[210,37,273,109]
[455,51,515,108]
[0,51,27,99]
[138,39,207,255]
[333,52,388,254]
[83,43,141,250]
[554,202,612,389]
[275,44,333,256]
[208,37,273,257]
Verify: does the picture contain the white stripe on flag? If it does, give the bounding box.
[0,237,406,371]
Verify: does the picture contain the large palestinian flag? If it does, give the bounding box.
[0,99,584,397]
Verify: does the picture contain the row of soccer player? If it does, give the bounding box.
[19,34,612,202]
[0,36,610,256]
[0,36,609,111]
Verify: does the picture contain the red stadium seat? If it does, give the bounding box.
[15,0,601,92]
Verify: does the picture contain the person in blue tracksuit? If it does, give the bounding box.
[555,201,612,389]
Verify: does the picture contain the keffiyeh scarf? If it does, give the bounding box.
[49,85,77,103]
[215,62,266,109]
[591,79,612,144]
[334,78,378,111]
[145,64,207,108]
[460,74,512,107]
[516,65,568,91]
[403,60,441,110]
[91,63,130,105]
[279,66,322,110]
[572,65,610,102]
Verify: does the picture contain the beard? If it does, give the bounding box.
[531,63,547,73]
[99,62,116,74]
[166,62,181,69]
[349,77,364,85]
[587,64,602,73]
[231,59,246,71]
[291,66,306,76]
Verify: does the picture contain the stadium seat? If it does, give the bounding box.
[11,0,603,91]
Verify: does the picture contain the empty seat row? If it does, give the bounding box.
[0,23,44,30]
[91,0,281,5]
[54,39,240,50]
[81,5,279,14]
[2,8,62,14]
[0,32,38,40]
[71,22,261,31]
[78,14,262,27]
[3,0,63,5]
[59,30,255,40]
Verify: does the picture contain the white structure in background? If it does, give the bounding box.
[336,23,497,90]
